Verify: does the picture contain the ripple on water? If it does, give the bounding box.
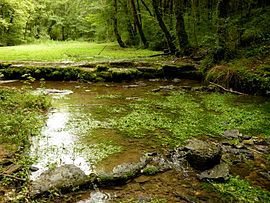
[77,191,111,203]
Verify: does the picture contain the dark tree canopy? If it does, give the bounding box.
[0,0,269,56]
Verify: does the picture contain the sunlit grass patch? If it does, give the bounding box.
[0,41,162,62]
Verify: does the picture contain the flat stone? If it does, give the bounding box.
[198,162,229,181]
[254,145,269,153]
[223,129,241,139]
[242,139,254,145]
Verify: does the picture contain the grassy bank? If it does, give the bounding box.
[0,40,269,96]
[0,41,162,62]
[201,43,270,96]
[0,87,50,201]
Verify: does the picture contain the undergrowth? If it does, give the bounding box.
[0,86,50,201]
[0,88,50,148]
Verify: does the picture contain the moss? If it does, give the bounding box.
[205,65,270,95]
[142,165,160,175]
[111,69,139,82]
[96,64,109,72]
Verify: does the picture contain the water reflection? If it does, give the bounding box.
[30,90,92,180]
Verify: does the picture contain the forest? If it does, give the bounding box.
[0,0,269,54]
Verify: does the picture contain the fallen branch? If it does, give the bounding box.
[0,173,26,181]
[98,45,107,55]
[210,82,248,95]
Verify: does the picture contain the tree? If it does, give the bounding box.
[112,0,126,47]
[175,0,190,54]
[152,0,176,54]
[130,0,148,48]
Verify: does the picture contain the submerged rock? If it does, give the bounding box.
[97,155,151,186]
[77,191,111,203]
[30,164,89,196]
[185,139,222,171]
[151,85,175,92]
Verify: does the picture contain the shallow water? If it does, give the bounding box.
[0,80,201,177]
[1,79,269,202]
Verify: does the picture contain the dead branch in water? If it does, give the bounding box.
[210,82,248,95]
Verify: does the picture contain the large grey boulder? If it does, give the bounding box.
[31,164,89,196]
[185,139,222,171]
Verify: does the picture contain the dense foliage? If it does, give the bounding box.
[1,0,269,55]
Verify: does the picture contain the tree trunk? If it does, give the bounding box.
[216,0,228,48]
[140,0,153,16]
[112,0,126,48]
[131,0,148,48]
[152,0,176,54]
[62,26,65,41]
[175,0,190,54]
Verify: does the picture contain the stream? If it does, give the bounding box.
[1,79,269,202]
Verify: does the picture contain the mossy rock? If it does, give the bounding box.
[162,64,196,78]
[109,61,134,68]
[96,64,109,72]
[142,165,160,175]
[111,69,139,81]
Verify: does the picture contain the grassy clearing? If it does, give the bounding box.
[0,41,162,62]
[95,91,270,147]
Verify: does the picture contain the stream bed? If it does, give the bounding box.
[1,79,270,202]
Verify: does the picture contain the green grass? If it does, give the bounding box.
[209,176,270,203]
[0,41,162,62]
[95,91,270,147]
[0,87,50,148]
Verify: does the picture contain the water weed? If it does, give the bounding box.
[106,91,270,147]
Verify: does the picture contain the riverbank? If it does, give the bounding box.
[0,87,50,202]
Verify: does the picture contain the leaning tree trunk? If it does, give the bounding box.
[175,0,190,55]
[152,0,176,54]
[130,0,148,48]
[112,0,126,48]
